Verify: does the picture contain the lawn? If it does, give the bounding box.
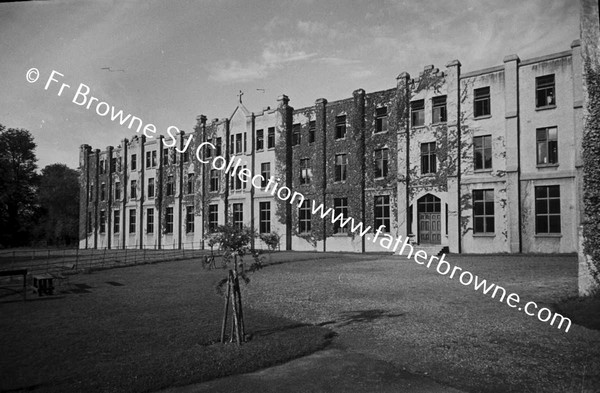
[0,256,333,393]
[244,253,600,393]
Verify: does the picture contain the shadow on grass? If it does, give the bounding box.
[317,309,405,328]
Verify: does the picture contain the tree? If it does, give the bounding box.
[37,164,80,246]
[210,224,262,344]
[0,125,38,247]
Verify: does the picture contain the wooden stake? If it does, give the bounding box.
[220,274,231,343]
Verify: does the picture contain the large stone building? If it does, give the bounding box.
[80,41,585,254]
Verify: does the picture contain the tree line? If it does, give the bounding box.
[0,123,79,248]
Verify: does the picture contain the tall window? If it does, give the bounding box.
[166,175,174,196]
[99,159,106,174]
[165,207,174,233]
[259,202,271,234]
[186,206,194,233]
[256,129,264,151]
[335,154,347,182]
[146,150,157,168]
[146,208,154,233]
[267,127,275,148]
[309,120,316,143]
[300,158,312,185]
[536,127,558,165]
[260,163,270,188]
[210,169,219,192]
[114,182,121,200]
[110,157,117,173]
[535,185,561,234]
[100,183,106,201]
[182,149,189,163]
[232,203,243,230]
[113,210,120,233]
[129,209,136,233]
[421,142,436,174]
[147,178,155,198]
[130,180,137,199]
[131,154,137,171]
[299,200,312,233]
[374,195,390,233]
[162,148,169,165]
[99,210,106,234]
[374,148,389,178]
[235,133,243,154]
[474,135,492,170]
[333,198,348,234]
[231,166,246,191]
[206,138,212,158]
[432,96,447,123]
[473,190,494,234]
[187,173,194,194]
[536,74,555,107]
[292,123,301,146]
[335,115,347,139]
[215,137,222,156]
[375,106,388,133]
[411,100,424,127]
[208,204,218,232]
[474,87,491,117]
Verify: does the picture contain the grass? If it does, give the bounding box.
[0,256,333,393]
[243,253,600,393]
[557,294,600,331]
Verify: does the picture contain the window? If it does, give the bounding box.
[182,149,189,163]
[113,210,120,233]
[208,204,218,232]
[256,129,264,151]
[299,200,312,233]
[99,159,106,174]
[473,190,495,234]
[129,209,136,233]
[235,133,243,154]
[536,127,558,165]
[100,183,106,201]
[300,158,312,185]
[166,175,174,196]
[432,96,447,123]
[146,208,154,233]
[421,142,436,174]
[90,184,94,201]
[535,185,561,234]
[411,100,424,127]
[333,198,348,234]
[186,206,194,233]
[335,115,347,139]
[163,148,169,165]
[474,135,492,170]
[147,178,155,198]
[130,154,137,171]
[309,121,316,143]
[261,163,270,188]
[110,157,117,173]
[374,195,390,232]
[335,154,347,182]
[215,137,222,156]
[165,207,174,233]
[292,123,301,146]
[536,74,555,107]
[267,127,275,149]
[259,202,271,234]
[87,211,92,233]
[210,170,219,192]
[114,182,121,200]
[474,87,491,117]
[232,203,243,230]
[146,150,157,168]
[229,134,234,154]
[374,148,389,178]
[99,210,106,234]
[187,173,194,194]
[206,138,212,158]
[130,180,137,199]
[375,106,388,133]
[231,166,246,191]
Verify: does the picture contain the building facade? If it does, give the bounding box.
[79,41,584,254]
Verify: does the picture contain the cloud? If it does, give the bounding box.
[208,40,316,83]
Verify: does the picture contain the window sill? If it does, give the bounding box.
[535,233,562,238]
[537,163,559,168]
[535,105,556,111]
[374,130,388,135]
[432,121,447,126]
[474,169,493,173]
[474,115,492,120]
[472,233,496,237]
[332,233,350,237]
[411,124,426,129]
[373,177,386,181]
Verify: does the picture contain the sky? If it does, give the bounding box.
[0,0,579,170]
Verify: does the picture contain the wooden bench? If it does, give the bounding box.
[0,268,28,300]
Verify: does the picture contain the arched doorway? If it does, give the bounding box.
[418,194,441,244]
